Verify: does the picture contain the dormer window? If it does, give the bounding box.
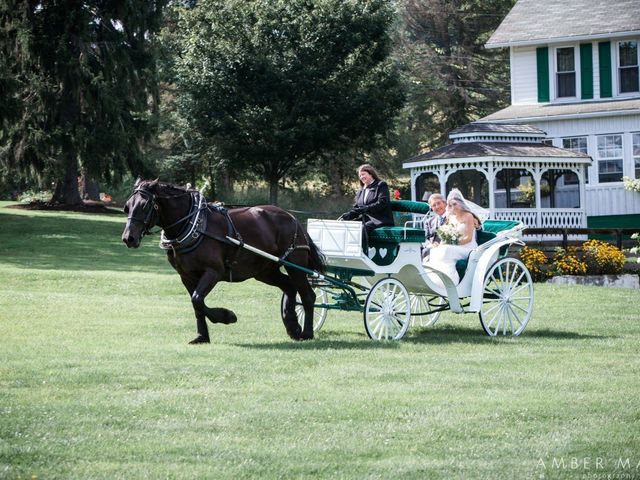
[556,47,576,98]
[619,41,639,94]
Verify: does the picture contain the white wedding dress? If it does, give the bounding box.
[422,229,477,286]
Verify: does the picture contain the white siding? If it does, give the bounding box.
[511,46,538,105]
[528,114,640,217]
[585,185,640,216]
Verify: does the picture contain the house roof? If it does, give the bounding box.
[404,142,590,165]
[480,98,640,122]
[486,0,640,48]
[449,123,545,135]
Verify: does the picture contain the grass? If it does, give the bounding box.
[1,202,639,479]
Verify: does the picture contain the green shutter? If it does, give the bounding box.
[580,43,593,99]
[598,41,612,98]
[536,47,550,102]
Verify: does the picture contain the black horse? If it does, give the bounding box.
[122,179,324,344]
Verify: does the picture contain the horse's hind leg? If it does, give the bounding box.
[256,269,305,340]
[284,267,316,340]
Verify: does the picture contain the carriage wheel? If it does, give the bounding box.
[280,287,328,333]
[410,295,443,328]
[479,258,533,337]
[364,278,411,341]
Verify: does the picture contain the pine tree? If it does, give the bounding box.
[399,0,515,152]
[0,0,165,204]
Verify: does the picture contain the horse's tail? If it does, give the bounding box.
[306,235,326,275]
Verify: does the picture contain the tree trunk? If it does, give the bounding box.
[51,153,82,205]
[327,166,345,198]
[80,173,100,201]
[268,177,279,205]
[52,74,82,206]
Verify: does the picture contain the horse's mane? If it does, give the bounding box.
[136,179,192,198]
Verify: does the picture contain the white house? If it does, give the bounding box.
[481,0,640,229]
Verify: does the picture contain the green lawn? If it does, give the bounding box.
[1,203,639,479]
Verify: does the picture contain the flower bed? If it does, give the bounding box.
[519,239,638,288]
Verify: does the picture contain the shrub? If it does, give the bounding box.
[628,233,640,264]
[582,240,626,275]
[623,176,640,193]
[17,190,53,203]
[551,246,587,276]
[519,246,550,282]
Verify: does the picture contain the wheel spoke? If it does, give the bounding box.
[506,306,514,334]
[507,305,524,326]
[482,301,502,316]
[511,302,530,314]
[511,270,526,287]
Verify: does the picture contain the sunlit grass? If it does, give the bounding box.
[1,204,639,479]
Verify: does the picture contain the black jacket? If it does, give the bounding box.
[343,180,395,228]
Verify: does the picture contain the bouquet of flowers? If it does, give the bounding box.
[436,220,466,245]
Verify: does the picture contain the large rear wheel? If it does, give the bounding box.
[364,278,411,340]
[479,258,533,336]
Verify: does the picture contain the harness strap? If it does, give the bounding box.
[278,213,310,262]
[205,204,245,281]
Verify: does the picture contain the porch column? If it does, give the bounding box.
[578,164,588,227]
[410,170,419,201]
[533,166,543,228]
[487,160,496,218]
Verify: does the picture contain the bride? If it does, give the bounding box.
[423,189,483,286]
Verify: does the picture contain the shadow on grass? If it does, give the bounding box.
[235,325,608,351]
[406,325,607,344]
[233,330,402,351]
[0,208,170,273]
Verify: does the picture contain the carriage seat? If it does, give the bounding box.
[454,220,521,279]
[366,200,430,265]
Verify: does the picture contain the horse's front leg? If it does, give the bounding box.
[189,269,237,344]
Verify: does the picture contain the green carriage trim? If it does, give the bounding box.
[368,226,426,266]
[454,220,520,278]
[368,226,426,243]
[481,219,520,234]
[390,199,431,215]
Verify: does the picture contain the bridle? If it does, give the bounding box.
[126,188,159,238]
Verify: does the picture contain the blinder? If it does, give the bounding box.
[126,188,159,237]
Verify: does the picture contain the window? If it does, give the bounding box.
[597,135,623,183]
[556,47,576,97]
[633,133,640,178]
[542,139,553,146]
[619,41,639,94]
[562,136,588,184]
[563,136,587,153]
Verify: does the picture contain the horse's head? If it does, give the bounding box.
[122,179,160,248]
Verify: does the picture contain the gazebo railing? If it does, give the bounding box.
[494,208,586,229]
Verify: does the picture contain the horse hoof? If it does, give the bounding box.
[300,332,314,341]
[189,335,210,344]
[225,311,237,324]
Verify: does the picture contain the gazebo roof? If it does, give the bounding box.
[404,142,591,168]
[450,123,545,135]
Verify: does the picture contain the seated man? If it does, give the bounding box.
[422,193,447,260]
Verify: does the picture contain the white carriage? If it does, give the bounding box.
[294,200,534,341]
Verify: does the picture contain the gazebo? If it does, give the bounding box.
[402,123,592,229]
